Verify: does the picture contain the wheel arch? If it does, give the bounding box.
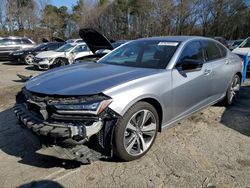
[138,98,163,132]
[236,72,242,82]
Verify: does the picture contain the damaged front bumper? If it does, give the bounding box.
[14,88,119,163]
[14,103,103,139]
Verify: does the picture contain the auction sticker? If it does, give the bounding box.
[158,42,179,46]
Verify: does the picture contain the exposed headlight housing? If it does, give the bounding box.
[54,99,113,115]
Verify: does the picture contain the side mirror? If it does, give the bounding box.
[178,59,203,71]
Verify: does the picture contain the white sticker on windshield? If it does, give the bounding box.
[158,42,179,46]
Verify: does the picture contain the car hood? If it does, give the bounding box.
[26,62,159,96]
[36,51,64,58]
[79,28,113,53]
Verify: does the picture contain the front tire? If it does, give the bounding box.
[114,102,159,161]
[222,74,241,106]
[24,54,34,65]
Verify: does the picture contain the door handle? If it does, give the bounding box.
[204,69,212,75]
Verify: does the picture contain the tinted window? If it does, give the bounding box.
[13,39,21,44]
[46,43,62,50]
[216,43,227,58]
[55,43,76,52]
[178,41,204,65]
[0,39,13,45]
[99,40,179,69]
[22,39,32,44]
[202,41,221,61]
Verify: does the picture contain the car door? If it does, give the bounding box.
[170,40,212,121]
[202,40,233,100]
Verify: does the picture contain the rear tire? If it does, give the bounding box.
[114,102,159,161]
[222,74,241,106]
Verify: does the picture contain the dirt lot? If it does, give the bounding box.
[0,62,250,188]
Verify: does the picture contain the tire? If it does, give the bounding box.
[51,58,68,69]
[114,101,159,161]
[222,74,241,106]
[24,54,34,65]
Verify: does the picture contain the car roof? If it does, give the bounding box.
[1,36,31,40]
[68,42,86,45]
[136,36,208,42]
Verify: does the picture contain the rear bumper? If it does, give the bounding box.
[13,103,103,139]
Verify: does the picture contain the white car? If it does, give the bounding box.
[33,43,92,70]
[66,38,83,43]
[233,37,250,56]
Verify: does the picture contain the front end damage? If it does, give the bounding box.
[13,88,120,163]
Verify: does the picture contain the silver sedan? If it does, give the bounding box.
[15,36,243,162]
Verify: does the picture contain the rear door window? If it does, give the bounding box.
[216,43,227,58]
[202,40,222,61]
[177,41,204,65]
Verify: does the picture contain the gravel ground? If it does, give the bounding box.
[0,62,250,188]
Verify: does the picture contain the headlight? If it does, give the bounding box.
[54,99,112,114]
[13,52,24,56]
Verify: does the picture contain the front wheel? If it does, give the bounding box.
[24,54,34,65]
[222,74,241,106]
[114,102,159,161]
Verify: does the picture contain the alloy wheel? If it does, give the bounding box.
[25,54,34,65]
[229,76,240,103]
[124,109,157,156]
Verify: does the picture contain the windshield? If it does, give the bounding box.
[55,43,76,52]
[233,41,243,46]
[239,38,250,48]
[98,40,180,69]
[34,43,47,51]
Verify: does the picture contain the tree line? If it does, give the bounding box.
[0,0,250,42]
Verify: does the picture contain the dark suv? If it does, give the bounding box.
[0,37,36,60]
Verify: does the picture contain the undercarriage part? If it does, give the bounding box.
[16,74,33,82]
[52,145,104,164]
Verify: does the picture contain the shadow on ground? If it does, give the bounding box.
[25,66,43,71]
[221,85,250,136]
[0,108,82,169]
[19,180,64,188]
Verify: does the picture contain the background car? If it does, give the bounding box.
[8,41,65,64]
[213,36,229,48]
[14,36,242,162]
[33,42,92,70]
[66,38,83,43]
[233,37,250,56]
[75,28,129,62]
[228,39,244,51]
[0,37,36,60]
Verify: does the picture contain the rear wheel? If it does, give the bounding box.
[114,102,159,161]
[24,54,34,65]
[222,74,241,106]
